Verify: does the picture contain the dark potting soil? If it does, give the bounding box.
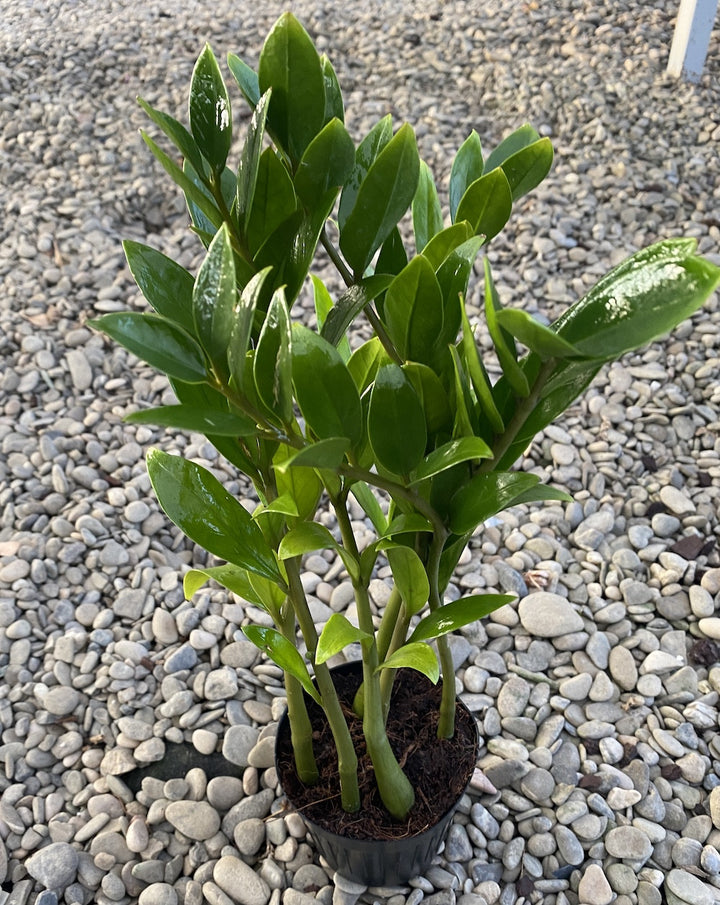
[276,666,478,841]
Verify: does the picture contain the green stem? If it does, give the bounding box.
[424,525,456,739]
[321,227,354,287]
[376,586,403,663]
[379,604,409,719]
[279,600,319,784]
[478,356,557,474]
[285,557,360,813]
[333,492,414,820]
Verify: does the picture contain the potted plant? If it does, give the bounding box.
[91,12,720,888]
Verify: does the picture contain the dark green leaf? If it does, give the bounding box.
[350,482,388,536]
[141,131,223,229]
[276,460,323,520]
[384,256,444,364]
[137,97,206,179]
[228,267,273,391]
[340,123,420,276]
[253,287,293,425]
[500,138,553,201]
[410,437,492,484]
[379,514,433,538]
[460,305,504,435]
[387,546,429,616]
[258,12,325,161]
[484,258,530,396]
[294,118,355,206]
[246,148,297,256]
[403,362,453,438]
[412,160,443,253]
[484,123,539,173]
[123,240,196,335]
[316,614,370,664]
[321,276,392,350]
[243,625,320,703]
[436,236,485,344]
[275,437,350,472]
[368,363,426,475]
[320,54,344,123]
[125,405,257,436]
[146,448,282,582]
[410,594,516,642]
[189,44,232,173]
[552,239,720,358]
[450,130,484,221]
[338,114,393,230]
[278,522,337,559]
[375,225,409,278]
[448,345,477,440]
[91,312,208,384]
[193,224,236,374]
[312,276,351,362]
[455,168,512,241]
[227,53,260,108]
[511,484,573,506]
[448,471,541,534]
[495,308,583,360]
[377,642,439,683]
[237,89,272,232]
[291,324,364,447]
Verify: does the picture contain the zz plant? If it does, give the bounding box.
[92,13,720,822]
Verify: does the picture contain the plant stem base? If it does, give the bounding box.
[275,662,478,885]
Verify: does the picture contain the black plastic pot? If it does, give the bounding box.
[275,660,478,887]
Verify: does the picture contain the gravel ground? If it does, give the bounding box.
[1,2,720,904]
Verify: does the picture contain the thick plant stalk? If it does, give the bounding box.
[285,558,361,813]
[334,494,415,820]
[425,528,457,739]
[284,672,319,784]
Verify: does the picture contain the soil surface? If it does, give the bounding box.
[276,666,478,841]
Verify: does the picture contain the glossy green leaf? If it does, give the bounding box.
[91,312,208,384]
[379,514,433,539]
[189,45,232,173]
[484,123,539,173]
[294,118,355,206]
[377,642,439,684]
[125,405,257,436]
[347,337,389,393]
[146,448,282,582]
[182,160,239,251]
[237,89,272,232]
[123,240,196,336]
[320,54,344,123]
[500,138,553,201]
[228,267,272,391]
[448,471,541,534]
[412,161,443,253]
[243,625,320,703]
[184,564,259,601]
[387,546,429,616]
[278,522,337,560]
[368,363,426,475]
[137,97,206,179]
[350,481,388,536]
[552,239,720,358]
[421,223,473,271]
[192,224,236,374]
[316,614,370,664]
[227,53,261,108]
[246,148,297,256]
[484,258,530,397]
[273,451,323,521]
[455,168,512,241]
[511,484,573,506]
[403,362,453,438]
[384,256,444,364]
[460,306,504,435]
[291,324,363,447]
[253,287,293,425]
[410,437,492,485]
[258,493,298,517]
[450,130,484,221]
[338,114,393,230]
[340,123,420,276]
[448,345,476,440]
[410,594,516,642]
[436,236,485,344]
[141,131,223,229]
[258,12,325,161]
[495,308,583,360]
[321,275,393,349]
[247,573,286,617]
[275,437,350,472]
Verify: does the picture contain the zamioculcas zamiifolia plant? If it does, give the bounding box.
[92,12,720,830]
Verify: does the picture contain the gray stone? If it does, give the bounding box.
[138,885,179,905]
[26,842,79,891]
[665,868,715,905]
[223,725,259,767]
[578,864,614,905]
[214,856,271,905]
[518,593,584,637]
[165,801,220,841]
[604,826,653,863]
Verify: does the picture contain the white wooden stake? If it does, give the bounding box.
[667,0,718,82]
